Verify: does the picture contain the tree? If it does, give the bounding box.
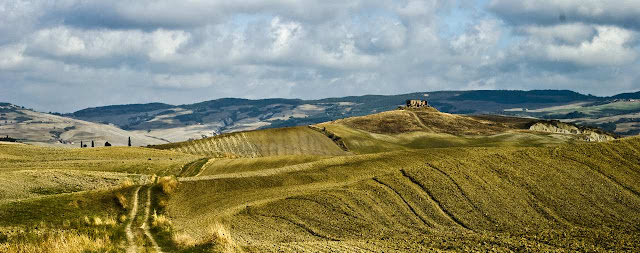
[80,141,83,148]
[128,137,131,147]
[91,141,94,147]
[104,141,112,147]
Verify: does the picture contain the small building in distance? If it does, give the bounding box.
[406,99,428,108]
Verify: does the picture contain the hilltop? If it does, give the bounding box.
[314,107,615,154]
[148,107,615,158]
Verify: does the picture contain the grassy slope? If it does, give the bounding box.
[0,170,144,202]
[0,143,202,224]
[0,144,202,175]
[318,109,579,154]
[197,155,332,177]
[164,137,640,251]
[152,126,349,158]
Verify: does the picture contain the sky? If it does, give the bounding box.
[1,0,639,112]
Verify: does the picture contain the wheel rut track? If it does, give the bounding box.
[250,211,340,241]
[424,163,500,225]
[483,155,573,228]
[400,169,472,231]
[371,177,434,229]
[285,196,361,220]
[560,153,640,199]
[141,186,163,253]
[125,186,142,253]
[125,185,164,253]
[407,110,429,130]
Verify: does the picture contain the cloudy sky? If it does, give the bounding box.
[1,0,639,112]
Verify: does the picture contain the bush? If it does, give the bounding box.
[114,192,128,209]
[158,176,178,194]
[201,223,242,253]
[151,210,171,231]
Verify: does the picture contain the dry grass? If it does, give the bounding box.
[120,178,134,188]
[173,232,197,248]
[0,232,111,253]
[158,176,178,194]
[114,192,128,209]
[202,223,242,253]
[0,144,203,175]
[151,210,172,230]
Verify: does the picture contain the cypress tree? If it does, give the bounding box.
[80,141,83,148]
[128,137,131,147]
[91,141,94,147]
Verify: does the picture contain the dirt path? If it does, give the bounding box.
[141,186,163,253]
[126,186,142,253]
[408,111,429,130]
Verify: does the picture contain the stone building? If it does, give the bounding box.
[406,100,428,108]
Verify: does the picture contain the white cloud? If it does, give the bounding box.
[0,0,639,112]
[489,0,640,30]
[544,26,638,66]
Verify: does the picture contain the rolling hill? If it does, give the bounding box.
[62,90,640,144]
[164,136,640,252]
[152,126,349,158]
[3,90,639,147]
[1,102,639,252]
[315,107,614,154]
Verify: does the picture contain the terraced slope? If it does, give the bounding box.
[152,126,349,158]
[166,137,640,251]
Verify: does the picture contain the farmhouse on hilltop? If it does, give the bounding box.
[406,99,428,108]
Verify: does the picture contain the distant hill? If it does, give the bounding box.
[66,89,637,143]
[610,91,640,99]
[72,103,174,118]
[3,89,639,146]
[0,103,167,147]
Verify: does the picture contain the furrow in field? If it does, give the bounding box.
[400,169,472,231]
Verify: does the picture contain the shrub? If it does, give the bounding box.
[151,210,171,231]
[173,233,197,249]
[201,223,241,253]
[114,192,128,209]
[158,176,178,194]
[92,217,103,226]
[120,179,134,188]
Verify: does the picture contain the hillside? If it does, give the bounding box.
[0,103,168,147]
[152,126,349,158]
[1,108,639,252]
[164,136,640,251]
[315,108,615,154]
